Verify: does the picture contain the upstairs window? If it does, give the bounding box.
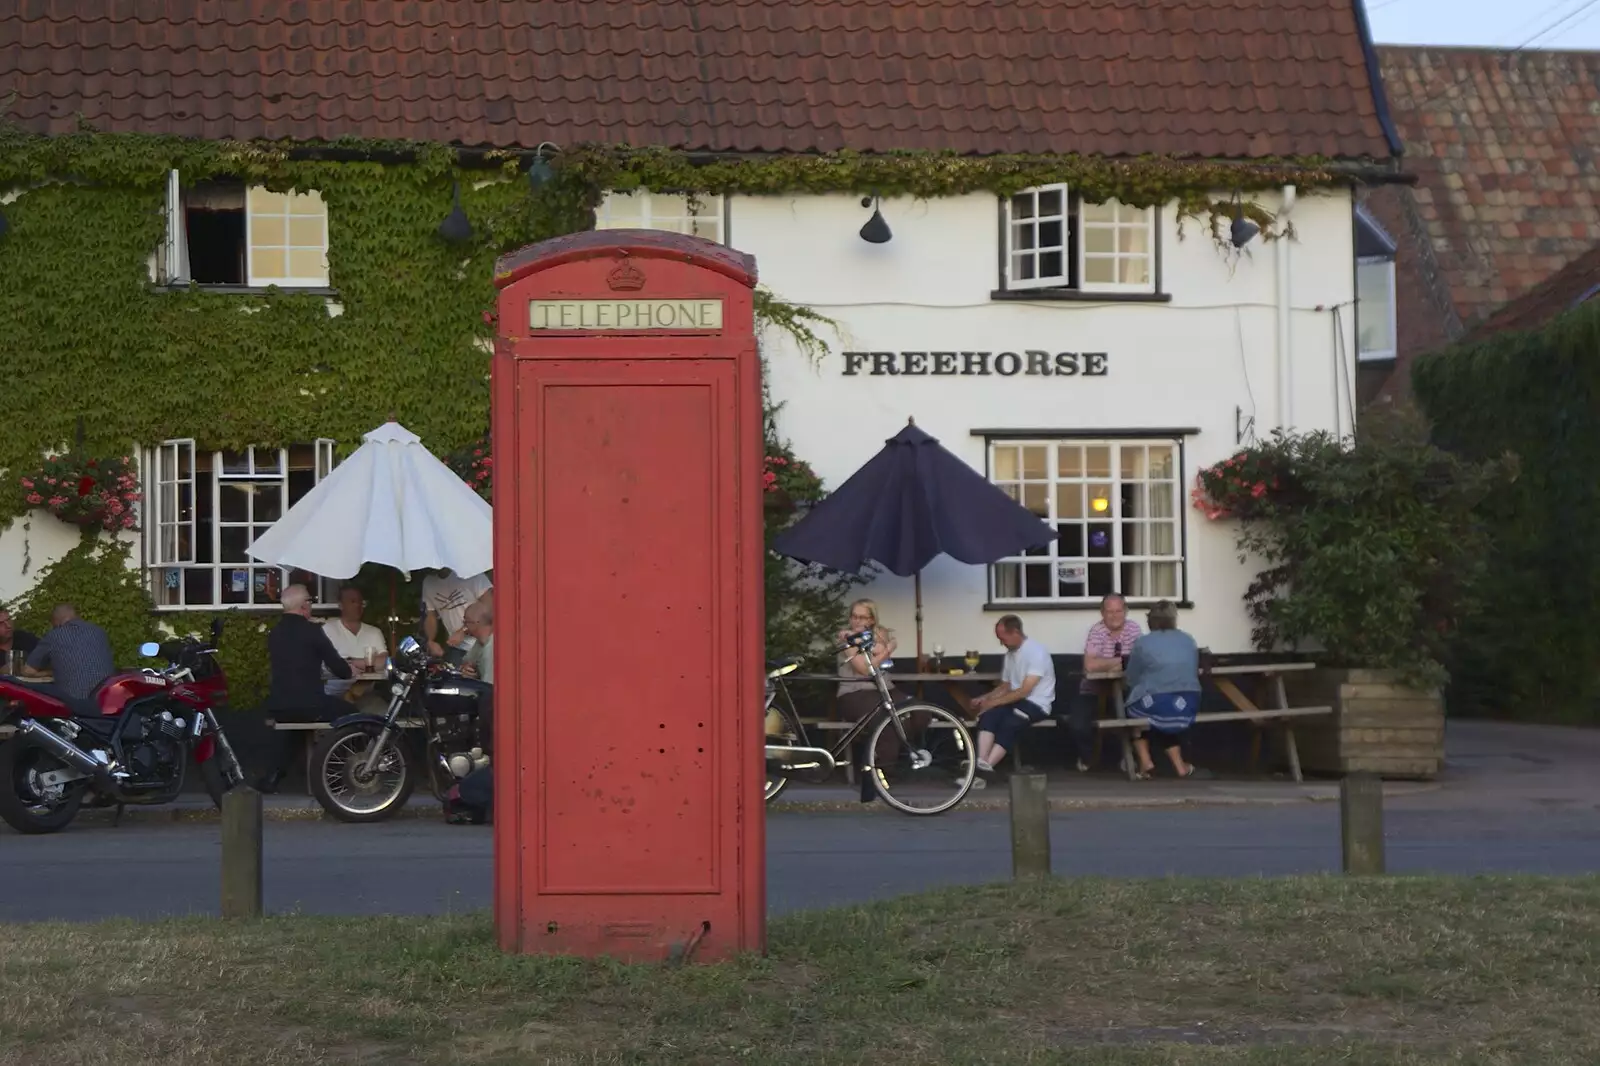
[595,191,725,244]
[1001,185,1157,295]
[160,170,330,289]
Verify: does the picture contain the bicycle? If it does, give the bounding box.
[763,630,977,816]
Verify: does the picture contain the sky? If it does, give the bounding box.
[1368,0,1600,50]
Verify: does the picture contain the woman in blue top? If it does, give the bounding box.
[1124,600,1202,780]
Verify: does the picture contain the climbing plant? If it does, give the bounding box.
[0,125,1357,693]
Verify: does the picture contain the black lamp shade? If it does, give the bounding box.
[1230,213,1259,249]
[438,182,474,243]
[527,158,554,189]
[859,206,892,244]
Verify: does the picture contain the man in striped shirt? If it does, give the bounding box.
[1066,593,1142,772]
[22,603,115,701]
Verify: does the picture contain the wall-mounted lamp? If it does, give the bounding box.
[438,180,474,243]
[526,141,558,191]
[859,195,892,244]
[1229,192,1260,249]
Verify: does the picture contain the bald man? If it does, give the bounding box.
[257,584,353,793]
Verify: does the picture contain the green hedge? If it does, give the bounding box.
[1412,300,1600,722]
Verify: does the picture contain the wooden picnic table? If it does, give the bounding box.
[1085,661,1329,782]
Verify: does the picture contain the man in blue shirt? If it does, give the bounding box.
[22,603,114,701]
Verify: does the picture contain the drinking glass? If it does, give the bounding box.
[964,649,980,671]
[931,643,944,673]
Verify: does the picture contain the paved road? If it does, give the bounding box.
[5,803,1600,924]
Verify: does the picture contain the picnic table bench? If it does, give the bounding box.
[783,662,1331,782]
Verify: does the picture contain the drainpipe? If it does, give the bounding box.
[1276,185,1299,431]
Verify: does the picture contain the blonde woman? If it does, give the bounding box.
[836,598,900,801]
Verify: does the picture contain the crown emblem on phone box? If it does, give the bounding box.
[607,257,646,292]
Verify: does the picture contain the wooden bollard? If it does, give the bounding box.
[1008,772,1052,879]
[1339,772,1385,875]
[221,787,264,918]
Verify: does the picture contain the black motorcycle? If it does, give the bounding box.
[306,636,491,823]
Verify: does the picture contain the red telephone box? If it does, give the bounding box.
[490,229,766,962]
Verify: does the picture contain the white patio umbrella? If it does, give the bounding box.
[247,421,493,580]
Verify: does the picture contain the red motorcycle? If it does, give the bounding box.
[0,620,246,834]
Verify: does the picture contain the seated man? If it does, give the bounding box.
[321,585,388,701]
[256,584,354,793]
[21,603,114,702]
[446,600,496,825]
[422,567,492,662]
[967,614,1055,788]
[0,607,41,675]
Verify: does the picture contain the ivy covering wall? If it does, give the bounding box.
[0,125,1356,703]
[1412,301,1600,723]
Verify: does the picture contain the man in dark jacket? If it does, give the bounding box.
[256,584,352,793]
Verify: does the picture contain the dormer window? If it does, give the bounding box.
[1356,205,1398,362]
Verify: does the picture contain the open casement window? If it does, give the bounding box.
[145,441,338,609]
[987,439,1186,605]
[1002,185,1157,295]
[1357,258,1398,362]
[160,170,330,288]
[594,190,726,244]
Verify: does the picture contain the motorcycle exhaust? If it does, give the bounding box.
[764,744,839,774]
[16,719,116,786]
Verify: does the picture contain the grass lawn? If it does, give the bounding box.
[3,876,1599,1065]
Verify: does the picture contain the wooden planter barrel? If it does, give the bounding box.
[1284,668,1445,780]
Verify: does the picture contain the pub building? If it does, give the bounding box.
[0,1,1403,672]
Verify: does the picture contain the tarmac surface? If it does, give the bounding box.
[2,720,1596,922]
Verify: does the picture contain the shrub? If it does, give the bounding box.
[1193,409,1513,687]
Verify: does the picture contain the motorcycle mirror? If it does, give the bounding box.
[139,642,161,658]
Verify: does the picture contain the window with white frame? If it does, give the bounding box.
[988,439,1184,604]
[159,170,330,288]
[1357,257,1397,361]
[594,190,725,243]
[1002,185,1157,294]
[144,441,337,609]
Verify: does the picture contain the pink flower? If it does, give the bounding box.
[47,495,67,506]
[25,493,42,505]
[20,478,33,489]
[1250,482,1267,498]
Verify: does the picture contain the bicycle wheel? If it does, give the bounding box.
[864,702,976,816]
[764,699,808,803]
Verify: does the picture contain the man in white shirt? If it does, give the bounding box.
[322,586,388,698]
[967,614,1056,786]
[422,568,493,659]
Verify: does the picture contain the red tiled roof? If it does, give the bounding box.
[1469,241,1600,341]
[1373,46,1600,335]
[0,1,1398,161]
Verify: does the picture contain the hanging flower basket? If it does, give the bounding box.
[1191,449,1286,521]
[20,452,141,533]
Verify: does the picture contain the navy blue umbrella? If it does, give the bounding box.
[772,418,1057,658]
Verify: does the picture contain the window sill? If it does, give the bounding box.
[150,283,340,298]
[1357,351,1397,365]
[990,289,1171,304]
[983,600,1195,612]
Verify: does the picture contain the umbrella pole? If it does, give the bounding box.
[388,571,398,657]
[914,571,924,668]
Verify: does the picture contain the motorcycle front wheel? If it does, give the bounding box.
[308,725,416,823]
[0,740,85,834]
